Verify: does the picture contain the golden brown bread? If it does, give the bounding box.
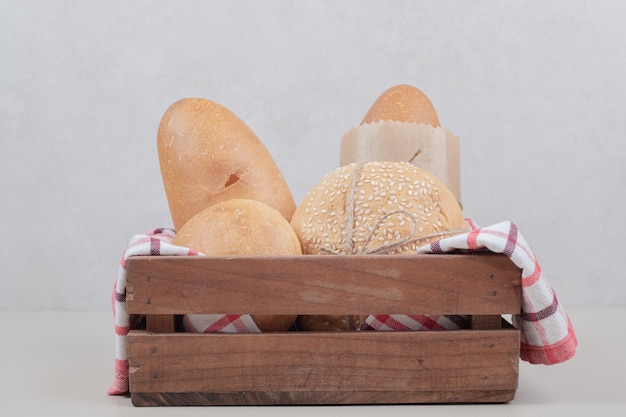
[360,84,440,127]
[173,198,301,332]
[291,161,467,332]
[173,198,302,256]
[158,97,296,231]
[342,84,462,205]
[290,161,467,256]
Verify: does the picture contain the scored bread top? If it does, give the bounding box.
[290,161,467,255]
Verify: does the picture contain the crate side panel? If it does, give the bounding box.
[128,330,519,394]
[125,254,521,316]
[131,389,517,406]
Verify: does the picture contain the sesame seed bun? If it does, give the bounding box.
[360,84,440,127]
[290,161,467,256]
[291,161,467,332]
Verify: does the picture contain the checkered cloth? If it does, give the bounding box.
[416,219,576,365]
[360,220,577,365]
[108,220,577,395]
[360,314,471,331]
[107,228,260,396]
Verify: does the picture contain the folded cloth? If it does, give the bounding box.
[360,220,577,365]
[412,219,577,365]
[108,220,577,395]
[107,228,259,396]
[360,314,471,331]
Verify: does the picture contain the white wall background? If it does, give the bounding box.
[1,0,624,310]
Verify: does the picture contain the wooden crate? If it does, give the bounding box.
[126,253,522,406]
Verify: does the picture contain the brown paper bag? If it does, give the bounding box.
[340,121,461,204]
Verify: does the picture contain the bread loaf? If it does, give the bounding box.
[291,161,467,256]
[173,198,301,332]
[341,84,462,204]
[291,161,467,332]
[360,84,440,127]
[173,198,302,256]
[158,98,296,230]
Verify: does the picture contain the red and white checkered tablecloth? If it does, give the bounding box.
[107,228,261,395]
[363,219,577,366]
[108,220,577,396]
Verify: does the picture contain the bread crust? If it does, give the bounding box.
[291,161,467,332]
[361,84,440,127]
[158,98,296,231]
[173,199,301,332]
[291,161,467,256]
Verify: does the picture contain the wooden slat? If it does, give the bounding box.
[125,254,521,316]
[130,389,517,406]
[127,329,519,397]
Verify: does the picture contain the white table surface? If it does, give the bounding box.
[0,308,623,416]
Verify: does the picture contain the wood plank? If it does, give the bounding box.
[127,330,519,395]
[125,254,521,316]
[130,389,517,406]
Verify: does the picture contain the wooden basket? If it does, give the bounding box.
[126,253,522,406]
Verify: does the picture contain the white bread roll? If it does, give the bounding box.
[173,198,301,332]
[158,98,296,231]
[291,161,467,256]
